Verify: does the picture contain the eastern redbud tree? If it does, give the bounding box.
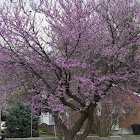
[0,0,139,140]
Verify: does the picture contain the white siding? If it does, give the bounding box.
[40,112,54,125]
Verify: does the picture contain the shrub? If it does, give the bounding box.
[39,128,48,134]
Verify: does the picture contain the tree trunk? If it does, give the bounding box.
[63,112,88,140]
[64,133,74,140]
[55,122,63,140]
[53,113,67,140]
[53,103,100,140]
[78,105,95,140]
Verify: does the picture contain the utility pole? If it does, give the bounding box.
[31,106,32,137]
[0,105,1,134]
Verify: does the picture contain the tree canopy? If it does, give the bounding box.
[0,0,139,139]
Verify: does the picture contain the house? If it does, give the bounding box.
[116,93,140,135]
[91,87,140,136]
[39,112,54,126]
[39,112,54,135]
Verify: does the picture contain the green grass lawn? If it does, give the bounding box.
[87,135,140,138]
[39,135,140,139]
[39,135,58,138]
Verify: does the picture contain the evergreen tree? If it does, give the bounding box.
[5,103,39,138]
